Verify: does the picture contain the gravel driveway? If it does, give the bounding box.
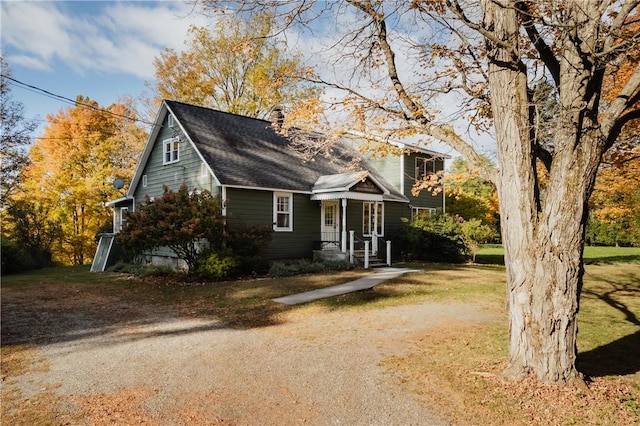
[3,284,493,425]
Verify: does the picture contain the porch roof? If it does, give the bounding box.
[105,196,134,207]
[311,171,391,201]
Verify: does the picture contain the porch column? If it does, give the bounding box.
[341,198,347,253]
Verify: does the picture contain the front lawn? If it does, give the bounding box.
[2,256,639,425]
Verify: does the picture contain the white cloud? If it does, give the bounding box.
[1,1,212,79]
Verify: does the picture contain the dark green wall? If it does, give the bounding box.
[226,188,321,259]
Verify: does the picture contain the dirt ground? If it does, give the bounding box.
[1,279,495,425]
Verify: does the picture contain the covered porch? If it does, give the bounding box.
[311,172,392,268]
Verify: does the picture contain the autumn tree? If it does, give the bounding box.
[587,146,640,246]
[117,184,226,272]
[20,96,147,265]
[199,1,640,385]
[445,157,499,230]
[0,55,38,202]
[587,11,640,247]
[151,12,317,119]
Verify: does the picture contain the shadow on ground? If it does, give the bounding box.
[0,267,380,349]
[578,330,640,378]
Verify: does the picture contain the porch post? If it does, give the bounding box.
[386,240,391,266]
[349,230,355,264]
[364,241,370,269]
[341,198,347,253]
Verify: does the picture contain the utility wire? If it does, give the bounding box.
[2,74,160,128]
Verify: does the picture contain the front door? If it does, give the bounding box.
[321,200,340,250]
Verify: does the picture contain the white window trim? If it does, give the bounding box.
[119,207,128,231]
[142,174,148,188]
[415,156,436,180]
[363,201,384,237]
[273,192,293,232]
[163,136,180,165]
[411,207,436,221]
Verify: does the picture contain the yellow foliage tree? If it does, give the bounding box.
[20,96,147,265]
[151,12,318,119]
[445,157,499,228]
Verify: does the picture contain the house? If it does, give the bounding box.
[91,100,448,271]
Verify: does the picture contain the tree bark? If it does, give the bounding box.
[483,0,607,383]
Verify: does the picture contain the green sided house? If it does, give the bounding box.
[91,100,448,272]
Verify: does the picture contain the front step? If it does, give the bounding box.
[353,250,388,268]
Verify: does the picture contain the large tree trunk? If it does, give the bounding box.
[483,0,604,383]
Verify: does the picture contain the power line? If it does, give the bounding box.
[2,74,160,128]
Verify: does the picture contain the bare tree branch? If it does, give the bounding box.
[517,2,561,87]
[347,0,497,182]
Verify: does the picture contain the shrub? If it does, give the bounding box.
[390,215,469,263]
[235,256,272,277]
[138,265,177,277]
[460,219,498,262]
[1,237,36,274]
[226,221,273,257]
[269,259,354,278]
[197,251,239,280]
[108,262,142,274]
[117,184,225,272]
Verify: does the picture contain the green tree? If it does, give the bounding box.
[3,199,62,270]
[117,185,226,272]
[460,219,497,262]
[200,1,640,385]
[20,96,147,265]
[152,12,317,119]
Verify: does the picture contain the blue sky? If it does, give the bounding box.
[1,1,480,160]
[2,1,212,137]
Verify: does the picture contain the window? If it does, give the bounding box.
[416,157,435,180]
[411,207,436,221]
[163,137,180,164]
[142,174,148,188]
[120,207,128,230]
[167,114,176,128]
[201,162,208,177]
[273,192,293,231]
[363,202,384,236]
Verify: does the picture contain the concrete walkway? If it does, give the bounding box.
[272,267,419,305]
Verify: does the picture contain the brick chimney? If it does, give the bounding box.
[269,108,284,130]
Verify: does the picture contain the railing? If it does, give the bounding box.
[348,230,391,269]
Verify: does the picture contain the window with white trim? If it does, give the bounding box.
[363,201,384,236]
[416,156,435,180]
[273,192,293,231]
[411,207,436,221]
[163,137,180,165]
[120,207,128,230]
[142,174,148,187]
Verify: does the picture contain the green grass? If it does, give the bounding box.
[476,244,640,265]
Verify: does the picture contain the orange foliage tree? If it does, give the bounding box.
[20,96,147,265]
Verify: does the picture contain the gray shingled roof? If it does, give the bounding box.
[165,101,408,202]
